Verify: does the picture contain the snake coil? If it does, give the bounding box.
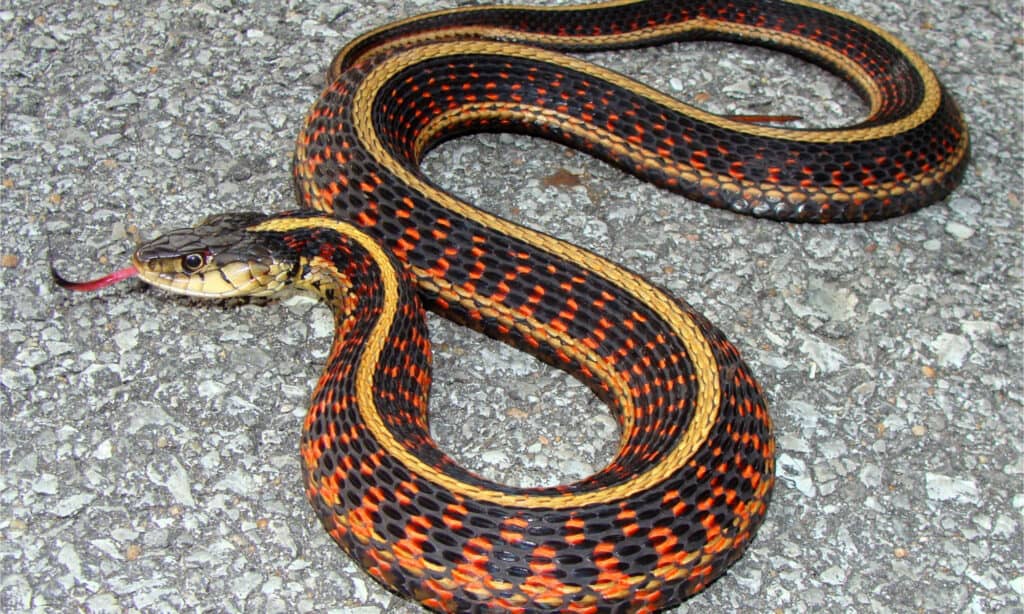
[55,0,967,612]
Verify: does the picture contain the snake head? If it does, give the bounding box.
[52,211,299,298]
[130,212,297,298]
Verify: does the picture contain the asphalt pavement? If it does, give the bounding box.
[1,0,1021,612]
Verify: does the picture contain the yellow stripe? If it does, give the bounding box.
[293,0,958,506]
[251,216,716,509]
[413,99,968,212]
[333,0,943,144]
[345,50,722,510]
[408,263,639,452]
[367,22,885,125]
[362,39,937,144]
[331,0,649,77]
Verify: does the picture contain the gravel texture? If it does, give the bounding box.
[1,0,1021,612]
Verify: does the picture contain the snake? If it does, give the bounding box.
[53,0,969,611]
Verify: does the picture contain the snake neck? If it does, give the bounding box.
[266,221,439,537]
[256,218,417,333]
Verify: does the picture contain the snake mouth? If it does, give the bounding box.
[50,263,138,292]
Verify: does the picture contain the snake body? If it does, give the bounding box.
[58,0,968,612]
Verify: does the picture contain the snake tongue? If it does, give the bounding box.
[51,264,138,292]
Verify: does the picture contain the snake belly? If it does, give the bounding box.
[284,0,967,612]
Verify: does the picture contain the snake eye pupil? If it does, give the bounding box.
[181,253,205,272]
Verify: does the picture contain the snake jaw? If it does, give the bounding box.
[133,254,293,299]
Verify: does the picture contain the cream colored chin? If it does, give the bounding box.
[133,260,289,298]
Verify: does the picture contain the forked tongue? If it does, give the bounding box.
[51,264,138,292]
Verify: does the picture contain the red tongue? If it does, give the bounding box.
[51,264,138,292]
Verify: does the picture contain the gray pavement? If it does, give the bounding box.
[1,0,1021,612]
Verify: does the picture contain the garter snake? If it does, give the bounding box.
[55,0,968,611]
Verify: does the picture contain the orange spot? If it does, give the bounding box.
[442,503,468,531]
[355,211,377,227]
[394,479,419,507]
[500,517,529,544]
[347,506,377,545]
[565,517,586,546]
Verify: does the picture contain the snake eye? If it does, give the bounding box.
[181,253,206,273]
